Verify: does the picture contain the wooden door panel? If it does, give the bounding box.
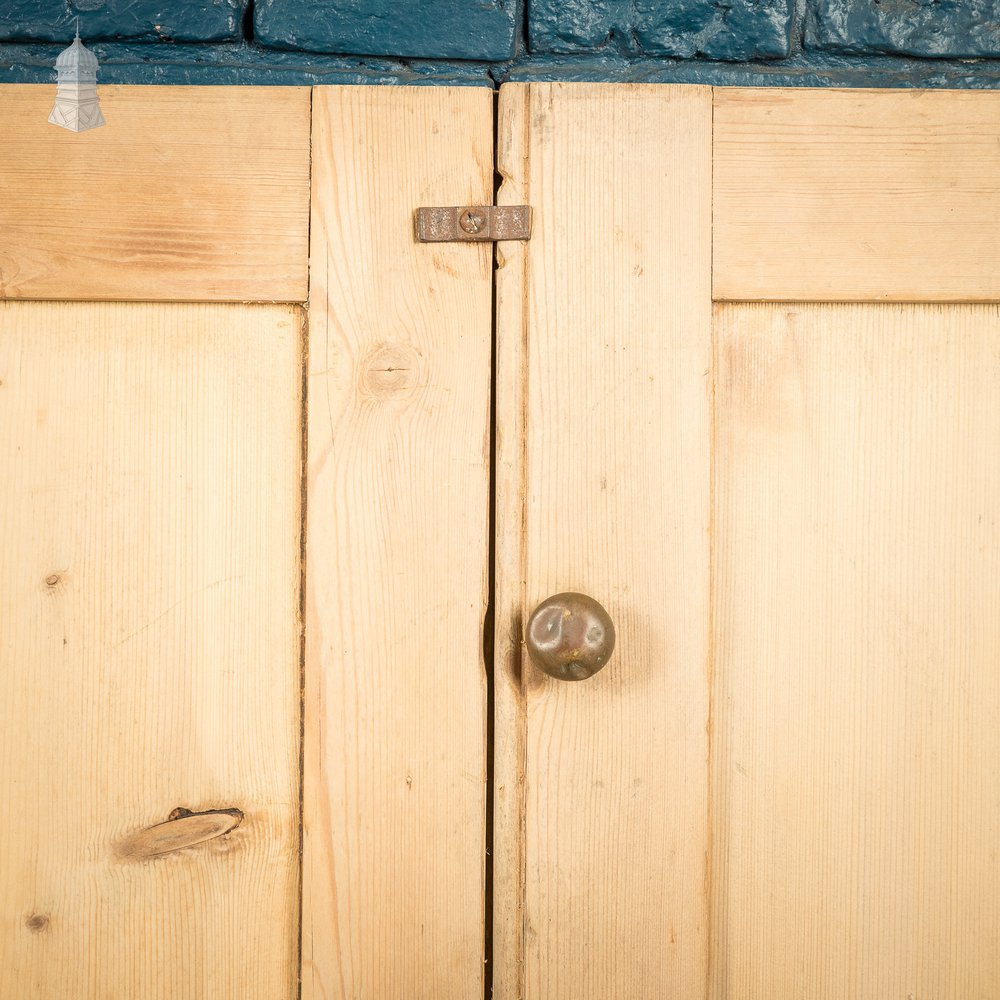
[304,86,493,1000]
[497,81,1000,1000]
[0,301,303,998]
[712,302,1000,998]
[494,82,713,1000]
[0,86,310,302]
[714,88,1000,302]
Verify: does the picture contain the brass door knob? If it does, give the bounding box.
[525,592,616,681]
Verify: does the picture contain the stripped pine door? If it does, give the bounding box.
[0,83,494,1000]
[494,83,1000,1000]
[5,78,999,1000]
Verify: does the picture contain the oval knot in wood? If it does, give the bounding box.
[115,807,243,860]
[360,343,421,399]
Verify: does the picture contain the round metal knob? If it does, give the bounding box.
[525,592,616,681]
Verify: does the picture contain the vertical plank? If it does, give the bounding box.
[494,82,713,1000]
[0,86,311,302]
[493,82,531,1000]
[304,86,493,1000]
[0,302,303,998]
[712,303,1000,998]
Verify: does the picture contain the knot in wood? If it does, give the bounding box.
[361,343,421,399]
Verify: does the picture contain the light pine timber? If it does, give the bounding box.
[304,86,493,1000]
[0,301,303,999]
[0,85,310,301]
[492,83,531,1000]
[713,87,1000,302]
[712,303,1000,998]
[493,82,713,1000]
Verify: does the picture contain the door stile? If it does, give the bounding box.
[492,82,715,1000]
[303,85,494,1000]
[492,81,532,1000]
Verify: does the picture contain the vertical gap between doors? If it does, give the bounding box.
[482,85,503,1000]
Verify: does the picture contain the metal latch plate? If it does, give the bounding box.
[415,205,532,243]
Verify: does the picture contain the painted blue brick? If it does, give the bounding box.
[529,0,793,60]
[255,0,517,61]
[0,1,244,43]
[9,39,1000,88]
[504,50,1000,89]
[0,41,495,86]
[529,0,620,50]
[807,0,1000,58]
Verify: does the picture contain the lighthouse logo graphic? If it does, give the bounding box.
[49,27,105,133]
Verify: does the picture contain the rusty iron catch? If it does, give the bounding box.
[415,205,532,243]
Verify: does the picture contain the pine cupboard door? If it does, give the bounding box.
[493,83,1000,1000]
[1,83,494,1000]
[0,87,310,997]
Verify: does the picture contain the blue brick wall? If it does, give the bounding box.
[529,0,793,60]
[5,1,1000,87]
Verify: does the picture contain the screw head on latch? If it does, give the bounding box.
[458,208,486,234]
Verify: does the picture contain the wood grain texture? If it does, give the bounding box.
[0,85,310,302]
[494,82,713,1000]
[713,88,1000,302]
[492,82,531,1000]
[0,301,303,998]
[304,86,492,1000]
[712,303,1000,998]
[114,809,245,862]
